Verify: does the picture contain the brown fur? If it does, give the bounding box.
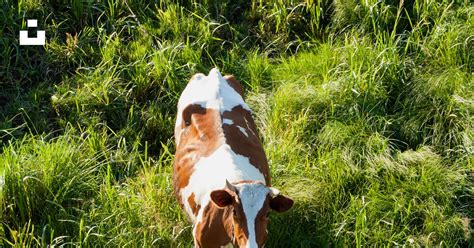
[188,193,201,215]
[222,106,270,185]
[195,203,233,247]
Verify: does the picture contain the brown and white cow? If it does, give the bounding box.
[173,68,293,248]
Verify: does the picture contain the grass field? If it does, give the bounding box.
[0,0,473,247]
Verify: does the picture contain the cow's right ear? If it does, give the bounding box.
[270,195,294,213]
[210,190,234,208]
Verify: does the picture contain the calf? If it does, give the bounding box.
[174,68,293,248]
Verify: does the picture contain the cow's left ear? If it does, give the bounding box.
[270,195,294,213]
[210,190,234,208]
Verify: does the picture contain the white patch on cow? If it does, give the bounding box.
[235,183,269,248]
[237,125,249,137]
[181,143,266,223]
[177,68,250,115]
[223,118,234,125]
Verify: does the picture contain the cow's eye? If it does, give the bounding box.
[233,208,237,216]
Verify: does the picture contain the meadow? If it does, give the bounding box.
[0,0,472,247]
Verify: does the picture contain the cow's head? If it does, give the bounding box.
[210,180,293,247]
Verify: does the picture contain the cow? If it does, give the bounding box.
[173,68,294,248]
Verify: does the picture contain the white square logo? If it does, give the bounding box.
[19,19,46,46]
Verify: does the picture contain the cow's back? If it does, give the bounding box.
[174,68,270,222]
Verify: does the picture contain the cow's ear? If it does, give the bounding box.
[210,190,234,208]
[270,195,294,213]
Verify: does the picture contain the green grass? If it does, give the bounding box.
[1,0,473,247]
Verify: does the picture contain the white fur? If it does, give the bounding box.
[237,126,249,137]
[235,183,269,248]
[177,68,249,115]
[223,118,234,125]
